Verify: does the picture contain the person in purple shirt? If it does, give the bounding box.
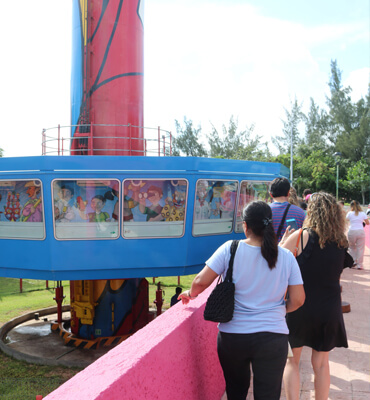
[269,178,306,242]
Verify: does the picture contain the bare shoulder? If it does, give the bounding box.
[280,229,302,254]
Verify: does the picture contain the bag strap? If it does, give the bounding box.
[293,228,303,257]
[225,240,239,283]
[276,203,291,240]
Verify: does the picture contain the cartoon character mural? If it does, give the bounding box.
[126,181,146,222]
[4,191,21,222]
[20,181,43,222]
[138,185,164,221]
[194,180,211,220]
[123,183,137,222]
[161,181,187,221]
[104,188,119,221]
[55,185,76,222]
[219,185,235,219]
[208,182,237,220]
[79,195,110,222]
[209,184,222,219]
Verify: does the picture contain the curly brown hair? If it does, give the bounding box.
[303,192,348,249]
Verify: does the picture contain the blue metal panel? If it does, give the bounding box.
[71,0,84,135]
[0,156,289,280]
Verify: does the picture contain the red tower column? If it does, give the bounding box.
[71,0,144,155]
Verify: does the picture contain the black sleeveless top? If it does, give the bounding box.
[286,229,348,351]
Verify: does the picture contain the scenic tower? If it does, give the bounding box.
[69,0,148,341]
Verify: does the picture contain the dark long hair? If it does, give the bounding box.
[243,201,278,270]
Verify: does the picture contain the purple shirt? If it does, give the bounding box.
[270,201,305,241]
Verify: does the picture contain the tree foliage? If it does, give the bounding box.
[172,118,207,157]
[207,116,270,160]
[171,60,370,202]
[272,97,305,154]
[343,158,370,204]
[304,98,330,152]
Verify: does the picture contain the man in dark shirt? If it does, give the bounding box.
[269,178,306,242]
[170,287,182,307]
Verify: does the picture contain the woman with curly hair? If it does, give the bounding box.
[346,200,369,269]
[280,192,349,400]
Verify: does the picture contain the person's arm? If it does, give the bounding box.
[286,284,305,313]
[279,226,295,246]
[179,265,219,304]
[363,213,369,225]
[280,229,302,254]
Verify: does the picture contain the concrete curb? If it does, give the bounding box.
[0,305,82,368]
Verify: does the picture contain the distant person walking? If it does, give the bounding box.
[302,188,312,203]
[269,178,306,242]
[346,200,369,270]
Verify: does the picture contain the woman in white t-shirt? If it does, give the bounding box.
[179,201,305,400]
[346,200,369,269]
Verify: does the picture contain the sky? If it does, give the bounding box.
[0,0,369,158]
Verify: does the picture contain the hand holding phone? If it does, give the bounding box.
[286,218,298,231]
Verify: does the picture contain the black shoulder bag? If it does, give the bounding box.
[276,203,291,241]
[203,240,239,323]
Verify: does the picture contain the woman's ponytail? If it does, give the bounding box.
[243,201,278,270]
[261,223,278,270]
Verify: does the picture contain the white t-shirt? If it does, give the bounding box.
[346,211,367,231]
[206,240,303,335]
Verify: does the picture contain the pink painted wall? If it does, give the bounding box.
[44,283,225,400]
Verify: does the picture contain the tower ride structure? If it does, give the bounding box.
[0,0,289,347]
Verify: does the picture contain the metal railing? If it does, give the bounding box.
[41,124,173,156]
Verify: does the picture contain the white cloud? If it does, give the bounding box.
[144,2,332,151]
[0,1,72,157]
[344,68,370,101]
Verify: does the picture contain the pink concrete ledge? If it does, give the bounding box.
[44,283,225,400]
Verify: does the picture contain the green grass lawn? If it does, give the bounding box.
[0,275,195,399]
[0,279,71,323]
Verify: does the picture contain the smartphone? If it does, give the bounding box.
[286,218,298,231]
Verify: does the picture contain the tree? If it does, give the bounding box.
[327,60,356,135]
[207,116,269,160]
[303,98,330,152]
[272,150,336,196]
[172,118,207,157]
[0,148,3,157]
[326,59,370,162]
[272,97,305,154]
[343,158,370,204]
